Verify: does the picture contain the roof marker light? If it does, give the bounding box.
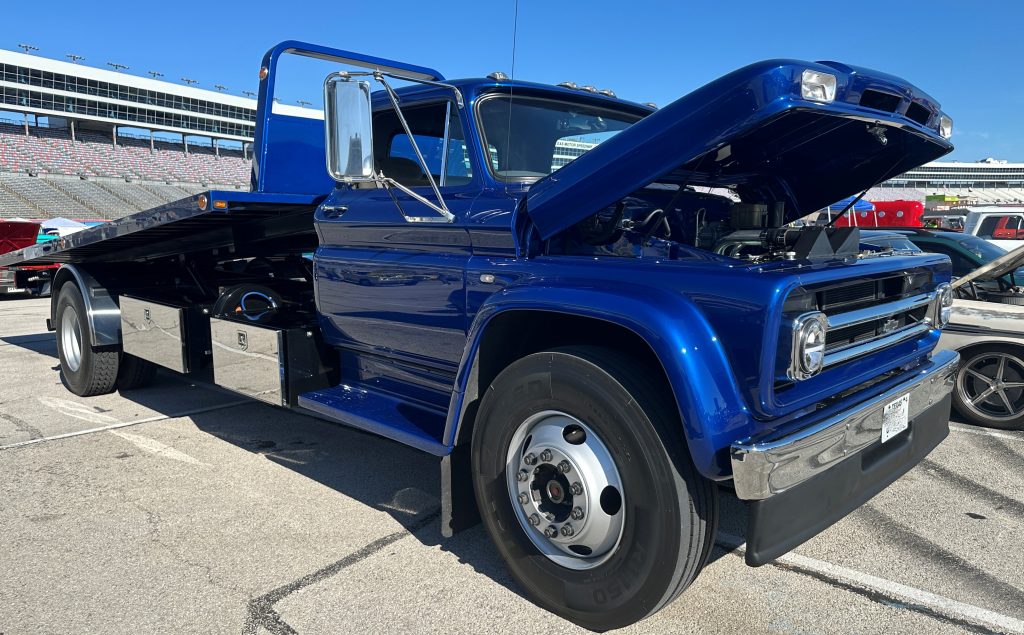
[213,200,228,210]
[557,81,578,89]
[487,71,509,81]
[259,67,269,81]
[800,69,836,103]
[197,194,208,210]
[579,85,597,93]
[598,88,616,98]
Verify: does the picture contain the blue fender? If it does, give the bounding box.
[444,283,754,480]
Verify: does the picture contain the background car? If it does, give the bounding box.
[942,246,1024,429]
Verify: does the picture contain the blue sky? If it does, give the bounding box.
[4,0,1021,160]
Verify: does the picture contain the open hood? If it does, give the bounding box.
[524,60,953,240]
[952,244,1024,289]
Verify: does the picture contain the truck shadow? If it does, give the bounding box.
[139,388,747,600]
[0,333,57,358]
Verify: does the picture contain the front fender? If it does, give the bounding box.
[445,283,752,479]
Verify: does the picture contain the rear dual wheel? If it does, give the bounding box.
[55,283,156,396]
[472,346,718,631]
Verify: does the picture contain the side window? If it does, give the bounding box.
[981,215,1024,239]
[372,102,472,188]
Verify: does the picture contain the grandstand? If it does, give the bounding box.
[0,47,256,219]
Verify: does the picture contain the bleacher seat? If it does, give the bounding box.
[0,122,251,219]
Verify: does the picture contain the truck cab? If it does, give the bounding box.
[965,206,1024,249]
[0,42,960,630]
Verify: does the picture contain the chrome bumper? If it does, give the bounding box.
[731,350,959,500]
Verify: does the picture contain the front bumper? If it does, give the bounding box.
[731,349,958,565]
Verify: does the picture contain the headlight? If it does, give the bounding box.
[932,283,953,328]
[788,312,828,380]
[939,115,953,139]
[801,70,837,103]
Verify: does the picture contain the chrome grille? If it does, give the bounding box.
[782,271,937,374]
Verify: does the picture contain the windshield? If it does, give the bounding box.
[477,95,643,181]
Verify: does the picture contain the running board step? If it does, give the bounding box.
[298,386,449,456]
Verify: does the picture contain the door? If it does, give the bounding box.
[314,100,476,397]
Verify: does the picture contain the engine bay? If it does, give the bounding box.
[559,186,861,263]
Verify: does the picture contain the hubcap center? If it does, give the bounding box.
[546,480,566,504]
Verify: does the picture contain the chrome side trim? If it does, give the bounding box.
[732,349,958,500]
[824,322,932,367]
[826,292,932,329]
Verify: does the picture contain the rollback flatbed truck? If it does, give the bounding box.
[0,41,960,630]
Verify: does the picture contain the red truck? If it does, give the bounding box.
[0,220,54,296]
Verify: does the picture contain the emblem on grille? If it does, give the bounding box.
[237,331,248,350]
[880,318,899,334]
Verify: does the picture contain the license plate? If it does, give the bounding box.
[881,393,910,443]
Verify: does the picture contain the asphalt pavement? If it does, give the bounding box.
[1,295,1022,634]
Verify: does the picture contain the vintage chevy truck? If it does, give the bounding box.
[0,42,959,630]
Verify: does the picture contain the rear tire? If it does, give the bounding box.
[952,344,1024,430]
[55,283,119,397]
[471,346,718,631]
[117,353,157,390]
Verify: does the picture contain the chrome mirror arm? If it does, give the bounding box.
[375,73,452,222]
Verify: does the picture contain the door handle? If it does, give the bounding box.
[321,204,348,219]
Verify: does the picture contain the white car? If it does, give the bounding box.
[963,206,1024,250]
[940,244,1024,429]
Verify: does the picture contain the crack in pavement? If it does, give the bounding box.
[0,411,43,440]
[242,509,441,635]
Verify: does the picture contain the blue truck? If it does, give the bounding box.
[0,41,960,630]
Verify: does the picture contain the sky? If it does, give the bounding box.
[4,0,1022,161]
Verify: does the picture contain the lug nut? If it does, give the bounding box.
[518,493,529,505]
[571,482,583,496]
[544,525,558,538]
[517,470,529,482]
[571,507,584,520]
[560,524,575,537]
[528,513,540,526]
[533,466,542,475]
[544,512,555,522]
[523,453,537,466]
[539,449,553,462]
[558,460,571,474]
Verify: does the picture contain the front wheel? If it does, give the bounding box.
[472,346,718,631]
[952,345,1024,430]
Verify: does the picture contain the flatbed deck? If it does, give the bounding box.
[0,190,324,267]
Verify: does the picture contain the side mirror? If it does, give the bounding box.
[324,74,374,182]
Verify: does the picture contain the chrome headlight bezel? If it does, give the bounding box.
[931,282,953,328]
[788,312,829,380]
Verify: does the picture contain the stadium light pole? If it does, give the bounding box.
[214,84,228,92]
[107,62,129,72]
[17,44,39,54]
[148,71,164,80]
[242,91,256,99]
[181,77,199,87]
[297,100,311,108]
[66,54,85,64]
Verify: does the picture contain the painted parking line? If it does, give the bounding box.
[949,423,1024,443]
[717,533,1024,635]
[0,400,249,451]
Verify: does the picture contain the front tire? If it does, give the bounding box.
[472,346,718,631]
[952,344,1024,430]
[55,283,119,397]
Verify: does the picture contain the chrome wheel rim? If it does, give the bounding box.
[60,305,83,373]
[505,410,625,570]
[957,351,1024,422]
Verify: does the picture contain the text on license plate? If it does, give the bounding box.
[881,393,910,443]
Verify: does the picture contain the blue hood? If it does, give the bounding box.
[524,59,953,240]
